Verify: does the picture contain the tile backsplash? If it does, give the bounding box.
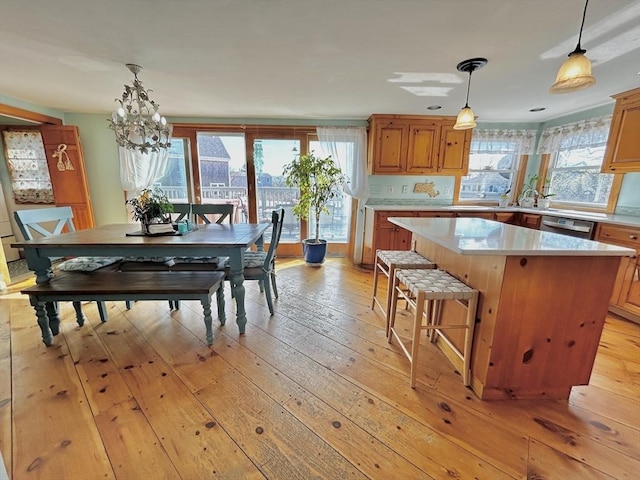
[368,175,455,205]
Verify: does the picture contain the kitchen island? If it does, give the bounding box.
[389,216,635,400]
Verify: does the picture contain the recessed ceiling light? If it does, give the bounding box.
[427,105,442,110]
[530,107,547,112]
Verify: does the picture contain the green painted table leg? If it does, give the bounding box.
[32,302,53,346]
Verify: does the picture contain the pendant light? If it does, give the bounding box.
[549,0,596,94]
[453,58,487,130]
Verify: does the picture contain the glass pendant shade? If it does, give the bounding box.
[549,51,596,93]
[453,106,477,130]
[549,0,595,94]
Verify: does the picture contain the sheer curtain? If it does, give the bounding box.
[119,125,173,195]
[536,115,612,154]
[316,126,369,201]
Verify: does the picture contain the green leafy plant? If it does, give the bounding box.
[519,174,540,200]
[283,151,345,244]
[126,186,173,224]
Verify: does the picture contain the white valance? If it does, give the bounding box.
[471,129,538,155]
[536,115,612,154]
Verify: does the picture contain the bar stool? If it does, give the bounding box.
[388,268,479,388]
[371,250,436,336]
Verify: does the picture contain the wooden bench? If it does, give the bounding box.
[22,271,226,346]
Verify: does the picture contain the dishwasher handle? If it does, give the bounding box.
[541,219,591,233]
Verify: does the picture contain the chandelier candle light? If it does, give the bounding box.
[453,58,487,131]
[549,0,596,93]
[108,63,171,153]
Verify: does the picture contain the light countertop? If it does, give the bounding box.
[389,217,636,256]
[365,204,640,228]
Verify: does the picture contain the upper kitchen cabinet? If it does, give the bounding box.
[601,88,640,173]
[367,114,472,175]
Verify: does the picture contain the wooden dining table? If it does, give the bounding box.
[13,222,271,334]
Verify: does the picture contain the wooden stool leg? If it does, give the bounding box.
[384,264,395,324]
[462,291,479,386]
[371,256,380,310]
[429,299,442,343]
[410,291,426,388]
[387,274,401,341]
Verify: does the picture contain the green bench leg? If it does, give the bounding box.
[216,285,226,326]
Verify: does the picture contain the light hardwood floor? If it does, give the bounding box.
[1,258,639,479]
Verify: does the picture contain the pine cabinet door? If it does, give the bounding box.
[40,125,96,230]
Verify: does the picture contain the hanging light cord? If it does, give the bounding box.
[573,0,589,55]
[463,71,472,108]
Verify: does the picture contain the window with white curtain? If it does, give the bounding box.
[459,129,537,203]
[537,115,613,207]
[1,129,54,204]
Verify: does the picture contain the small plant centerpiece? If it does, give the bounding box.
[283,151,345,265]
[126,186,174,233]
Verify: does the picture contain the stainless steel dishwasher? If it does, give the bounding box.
[539,215,596,239]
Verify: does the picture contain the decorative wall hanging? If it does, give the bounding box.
[52,143,74,171]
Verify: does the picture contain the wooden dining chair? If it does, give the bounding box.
[13,207,122,325]
[191,203,234,224]
[220,208,285,315]
[170,203,192,223]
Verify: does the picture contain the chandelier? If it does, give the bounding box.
[108,64,171,153]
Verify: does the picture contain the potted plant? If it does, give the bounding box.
[498,186,511,207]
[518,175,539,208]
[537,191,555,210]
[283,151,345,265]
[126,186,174,234]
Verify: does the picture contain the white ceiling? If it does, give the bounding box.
[1,0,639,124]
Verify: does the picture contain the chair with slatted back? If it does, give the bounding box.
[14,207,122,328]
[219,208,285,315]
[191,203,234,225]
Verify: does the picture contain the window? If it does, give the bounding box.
[1,129,54,204]
[460,152,517,201]
[537,115,614,208]
[546,145,614,206]
[458,129,537,203]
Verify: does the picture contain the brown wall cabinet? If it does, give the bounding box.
[368,115,472,175]
[601,87,640,173]
[594,223,640,323]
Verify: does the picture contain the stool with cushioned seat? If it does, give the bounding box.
[388,268,479,388]
[371,249,436,336]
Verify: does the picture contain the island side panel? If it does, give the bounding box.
[484,255,620,400]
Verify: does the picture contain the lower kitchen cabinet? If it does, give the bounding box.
[363,210,455,265]
[516,213,541,229]
[594,223,640,323]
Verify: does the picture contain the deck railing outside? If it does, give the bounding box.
[160,186,348,242]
